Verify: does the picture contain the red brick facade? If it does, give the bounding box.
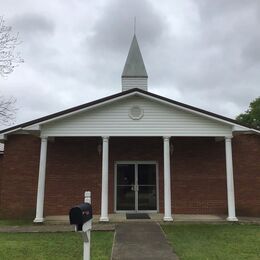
[0,134,259,218]
[0,154,3,211]
[45,137,102,216]
[0,135,40,218]
[172,137,227,214]
[233,134,260,216]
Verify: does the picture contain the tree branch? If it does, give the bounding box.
[0,95,17,126]
[0,16,24,77]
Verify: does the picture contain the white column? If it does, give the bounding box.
[163,136,173,221]
[225,137,238,221]
[100,136,109,222]
[34,137,48,223]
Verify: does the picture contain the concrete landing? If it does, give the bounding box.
[111,222,179,260]
[45,214,226,224]
[43,214,260,224]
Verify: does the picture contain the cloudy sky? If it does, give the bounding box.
[1,0,260,129]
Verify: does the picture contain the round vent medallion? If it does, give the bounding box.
[129,106,144,120]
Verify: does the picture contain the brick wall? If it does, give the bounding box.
[0,135,40,218]
[45,137,102,216]
[233,134,260,216]
[0,134,259,218]
[0,154,3,210]
[172,137,227,214]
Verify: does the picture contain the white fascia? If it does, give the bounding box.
[23,124,40,131]
[0,127,22,135]
[232,125,260,134]
[0,126,41,139]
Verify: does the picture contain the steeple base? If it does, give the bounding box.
[122,77,147,92]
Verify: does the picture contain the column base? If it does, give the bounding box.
[99,216,109,222]
[226,216,238,222]
[33,217,44,223]
[163,216,173,222]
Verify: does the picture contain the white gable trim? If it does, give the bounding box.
[37,91,258,135]
[41,94,233,137]
[31,91,232,128]
[1,90,259,136]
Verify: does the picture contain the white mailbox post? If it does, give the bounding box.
[69,191,93,260]
[83,191,92,260]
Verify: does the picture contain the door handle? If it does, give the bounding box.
[131,185,139,191]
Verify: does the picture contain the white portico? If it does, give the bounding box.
[32,88,241,222]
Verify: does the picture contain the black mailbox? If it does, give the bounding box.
[69,203,92,231]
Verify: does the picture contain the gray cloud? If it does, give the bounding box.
[11,13,54,38]
[89,0,167,52]
[0,0,260,129]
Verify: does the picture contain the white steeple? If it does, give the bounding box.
[121,35,148,91]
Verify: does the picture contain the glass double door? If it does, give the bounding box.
[116,163,157,211]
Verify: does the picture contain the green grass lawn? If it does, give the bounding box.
[0,231,114,260]
[162,223,260,260]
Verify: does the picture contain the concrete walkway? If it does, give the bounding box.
[112,223,179,260]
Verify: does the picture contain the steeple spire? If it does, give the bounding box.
[121,35,148,91]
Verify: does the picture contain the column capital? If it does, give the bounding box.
[102,136,109,141]
[0,134,7,141]
[163,136,171,141]
[40,136,48,142]
[225,136,233,141]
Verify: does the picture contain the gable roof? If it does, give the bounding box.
[0,88,258,135]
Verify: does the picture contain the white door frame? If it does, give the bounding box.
[114,161,159,213]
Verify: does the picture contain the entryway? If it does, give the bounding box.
[115,162,158,212]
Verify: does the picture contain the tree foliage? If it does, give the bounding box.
[0,16,24,77]
[236,97,260,129]
[0,16,23,126]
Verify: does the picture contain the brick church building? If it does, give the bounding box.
[0,35,259,222]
